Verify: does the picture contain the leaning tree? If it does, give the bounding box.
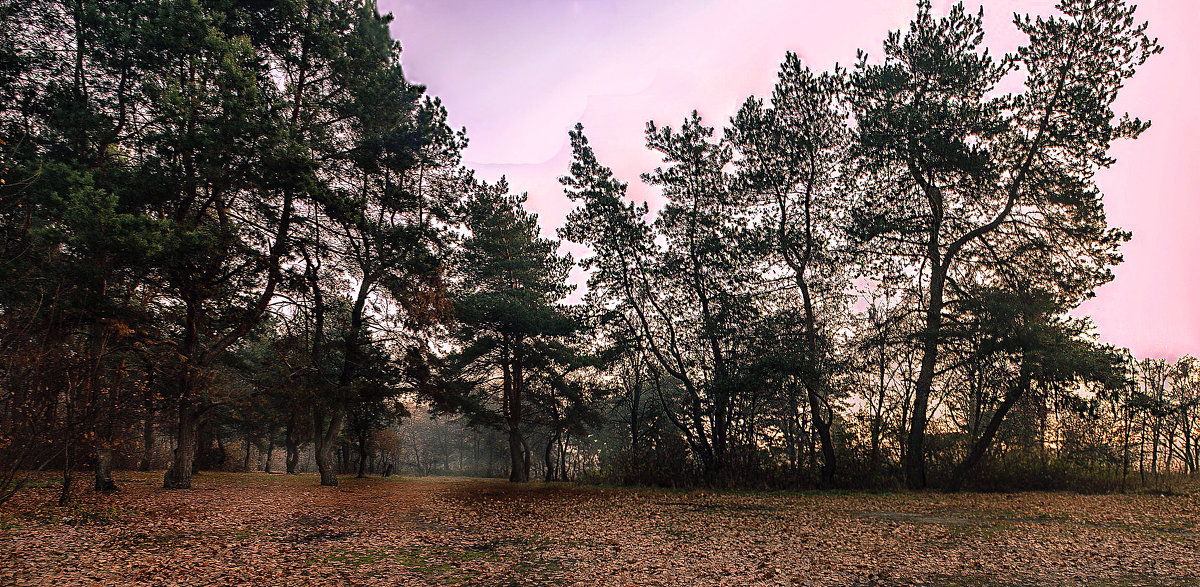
[847,0,1159,488]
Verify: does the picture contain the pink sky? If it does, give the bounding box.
[383,0,1200,360]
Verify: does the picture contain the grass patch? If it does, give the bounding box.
[24,502,124,526]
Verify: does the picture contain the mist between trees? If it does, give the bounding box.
[0,0,1191,505]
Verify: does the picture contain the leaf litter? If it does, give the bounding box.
[1,472,1198,586]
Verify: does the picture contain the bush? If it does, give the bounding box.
[584,435,701,488]
[963,450,1123,493]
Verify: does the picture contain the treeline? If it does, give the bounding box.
[575,354,1200,492]
[0,0,472,500]
[553,0,1169,491]
[0,0,1188,502]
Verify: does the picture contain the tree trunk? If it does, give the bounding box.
[1163,427,1172,483]
[1151,417,1160,480]
[264,434,274,474]
[508,427,529,483]
[779,178,839,487]
[313,404,345,487]
[787,387,800,473]
[522,436,532,481]
[1138,414,1147,486]
[630,377,641,452]
[544,434,556,482]
[139,415,154,472]
[559,433,570,481]
[805,381,836,485]
[314,438,338,486]
[164,402,201,489]
[807,412,817,480]
[504,335,530,483]
[946,362,1031,492]
[1121,407,1131,491]
[285,413,299,475]
[356,431,368,478]
[59,441,74,506]
[243,431,253,472]
[286,441,299,474]
[870,344,886,477]
[94,448,116,492]
[212,432,227,472]
[905,262,946,490]
[1179,412,1193,474]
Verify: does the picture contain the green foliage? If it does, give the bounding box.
[560,0,1164,491]
[429,179,587,482]
[0,0,1180,499]
[0,0,461,495]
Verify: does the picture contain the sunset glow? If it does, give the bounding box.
[385,0,1200,358]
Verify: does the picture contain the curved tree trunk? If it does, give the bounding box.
[905,262,946,490]
[805,381,836,486]
[314,443,336,486]
[313,404,345,487]
[946,360,1031,492]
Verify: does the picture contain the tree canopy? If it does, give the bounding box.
[0,0,1185,502]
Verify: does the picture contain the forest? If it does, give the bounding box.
[1,0,1195,514]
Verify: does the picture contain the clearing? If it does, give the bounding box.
[1,472,1198,586]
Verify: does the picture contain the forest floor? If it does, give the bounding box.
[1,472,1198,586]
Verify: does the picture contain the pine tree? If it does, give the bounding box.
[847,0,1158,488]
[440,180,576,482]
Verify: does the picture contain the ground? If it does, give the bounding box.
[1,472,1198,586]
